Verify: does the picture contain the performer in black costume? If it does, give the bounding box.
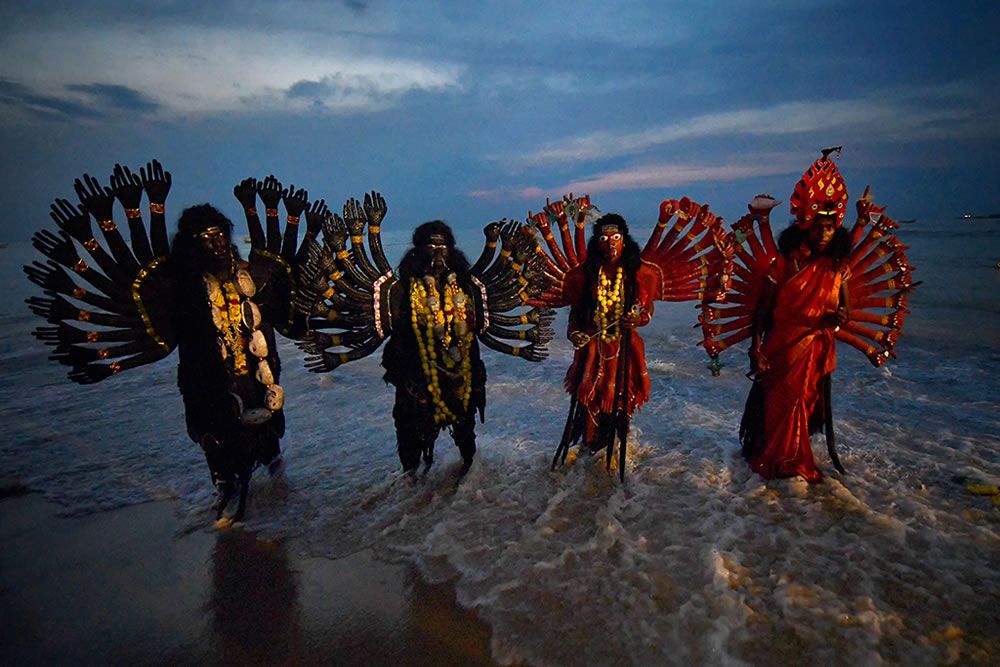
[25,161,320,524]
[381,222,487,472]
[296,193,554,475]
[170,204,286,510]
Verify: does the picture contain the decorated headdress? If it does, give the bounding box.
[789,146,848,228]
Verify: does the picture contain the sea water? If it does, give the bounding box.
[2,216,998,664]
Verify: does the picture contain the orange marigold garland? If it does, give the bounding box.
[206,275,249,375]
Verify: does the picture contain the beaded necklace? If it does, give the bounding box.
[409,274,475,424]
[595,266,624,342]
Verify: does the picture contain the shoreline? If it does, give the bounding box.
[0,493,499,665]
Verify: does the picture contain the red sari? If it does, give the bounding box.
[751,253,847,481]
[563,264,658,419]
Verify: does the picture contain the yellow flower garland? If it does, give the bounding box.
[206,276,249,376]
[595,266,624,342]
[410,275,475,424]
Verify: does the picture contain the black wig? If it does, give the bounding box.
[169,204,241,284]
[398,220,472,282]
[777,222,851,262]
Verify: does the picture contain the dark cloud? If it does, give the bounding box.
[65,83,160,113]
[0,78,102,120]
[0,79,160,121]
[344,0,367,12]
[286,79,332,100]
[285,75,375,103]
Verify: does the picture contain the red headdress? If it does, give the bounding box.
[789,146,848,228]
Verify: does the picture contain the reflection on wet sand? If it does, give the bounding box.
[204,528,497,665]
[207,531,303,664]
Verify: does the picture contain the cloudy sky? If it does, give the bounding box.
[1,1,998,245]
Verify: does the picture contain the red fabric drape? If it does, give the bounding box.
[751,254,845,481]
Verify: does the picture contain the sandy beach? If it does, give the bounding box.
[0,492,498,666]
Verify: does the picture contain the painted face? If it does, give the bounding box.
[425,233,450,275]
[806,214,837,254]
[195,225,233,275]
[598,225,623,264]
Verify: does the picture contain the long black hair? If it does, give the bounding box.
[776,223,851,262]
[573,213,642,332]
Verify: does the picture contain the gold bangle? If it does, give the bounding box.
[368,225,380,234]
[86,331,100,343]
[78,309,91,322]
[98,219,117,232]
[109,361,122,374]
[83,238,99,252]
[149,203,165,215]
[266,208,279,217]
[286,215,300,225]
[125,207,142,219]
[72,287,87,299]
[335,250,350,260]
[245,207,258,217]
[97,348,110,360]
[72,259,89,274]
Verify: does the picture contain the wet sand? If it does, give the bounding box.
[0,494,498,665]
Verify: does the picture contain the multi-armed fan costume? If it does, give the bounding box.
[24,161,319,524]
[527,195,732,479]
[295,193,554,473]
[698,148,920,481]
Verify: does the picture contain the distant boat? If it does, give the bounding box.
[897,219,917,224]
[957,213,1000,220]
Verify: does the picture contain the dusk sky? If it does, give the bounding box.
[1,1,998,246]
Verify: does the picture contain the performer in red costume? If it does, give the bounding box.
[699,150,918,481]
[743,150,886,481]
[743,157,852,481]
[563,214,655,454]
[529,195,731,479]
